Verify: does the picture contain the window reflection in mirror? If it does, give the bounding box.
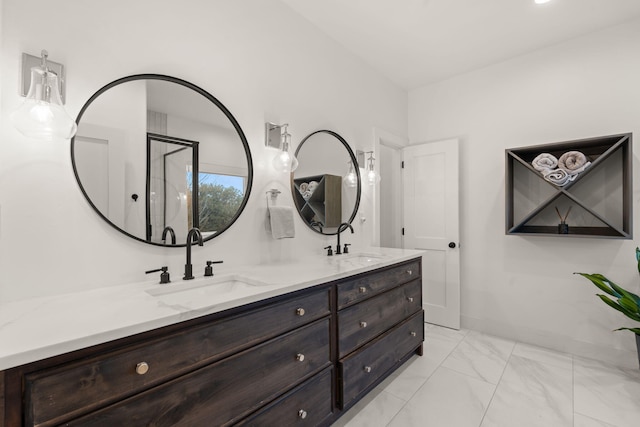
[188,171,246,238]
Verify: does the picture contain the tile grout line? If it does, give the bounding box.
[384,325,470,426]
[475,339,517,427]
[571,354,575,427]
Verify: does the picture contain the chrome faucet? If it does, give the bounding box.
[335,222,354,255]
[161,226,176,245]
[184,227,203,280]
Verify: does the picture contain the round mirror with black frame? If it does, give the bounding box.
[71,74,253,247]
[291,130,361,235]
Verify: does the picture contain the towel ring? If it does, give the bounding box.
[266,189,281,207]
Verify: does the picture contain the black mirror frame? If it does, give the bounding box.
[71,74,253,247]
[291,130,361,235]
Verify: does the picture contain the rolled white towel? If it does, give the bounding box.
[543,168,575,187]
[307,181,319,193]
[298,182,309,193]
[558,151,590,175]
[531,153,558,174]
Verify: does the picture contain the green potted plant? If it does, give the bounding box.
[576,247,640,368]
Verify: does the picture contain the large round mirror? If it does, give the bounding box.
[71,74,253,247]
[292,130,361,234]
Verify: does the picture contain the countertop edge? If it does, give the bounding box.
[0,248,424,370]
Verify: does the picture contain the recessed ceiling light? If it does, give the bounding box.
[535,0,551,4]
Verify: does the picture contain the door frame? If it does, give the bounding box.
[372,128,409,247]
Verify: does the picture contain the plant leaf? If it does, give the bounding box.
[596,294,640,321]
[575,273,619,297]
[609,282,640,307]
[615,327,640,334]
[617,295,640,316]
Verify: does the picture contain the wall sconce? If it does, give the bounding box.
[10,50,77,140]
[344,160,358,188]
[365,152,381,185]
[356,150,380,186]
[265,122,298,173]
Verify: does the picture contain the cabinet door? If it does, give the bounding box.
[63,319,331,427]
[338,279,422,357]
[339,312,424,408]
[24,288,329,426]
[337,260,420,309]
[237,367,333,426]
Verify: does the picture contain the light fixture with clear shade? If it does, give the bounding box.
[10,50,77,140]
[268,123,298,173]
[365,152,380,185]
[344,160,358,188]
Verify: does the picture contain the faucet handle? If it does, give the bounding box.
[205,260,224,277]
[343,243,351,254]
[145,266,170,284]
[324,245,333,256]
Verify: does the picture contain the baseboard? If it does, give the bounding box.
[460,314,639,369]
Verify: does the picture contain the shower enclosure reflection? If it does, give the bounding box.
[146,134,199,244]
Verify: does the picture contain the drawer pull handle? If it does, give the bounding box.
[296,353,305,362]
[359,286,367,293]
[410,331,417,337]
[364,366,372,373]
[298,409,308,419]
[296,308,306,316]
[407,269,413,275]
[360,321,368,328]
[135,362,149,375]
[407,297,414,303]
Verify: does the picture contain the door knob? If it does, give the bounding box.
[448,242,456,249]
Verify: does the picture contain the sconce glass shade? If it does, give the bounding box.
[366,153,381,185]
[10,65,77,140]
[344,161,358,188]
[272,128,298,173]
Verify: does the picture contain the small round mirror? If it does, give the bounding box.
[71,74,253,246]
[292,130,361,234]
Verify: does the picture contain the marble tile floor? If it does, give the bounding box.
[333,324,640,427]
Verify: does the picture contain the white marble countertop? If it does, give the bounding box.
[0,247,423,371]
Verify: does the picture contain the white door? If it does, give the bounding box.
[403,139,460,329]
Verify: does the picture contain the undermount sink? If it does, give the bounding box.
[147,274,270,305]
[332,253,385,264]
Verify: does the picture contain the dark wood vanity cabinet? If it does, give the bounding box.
[1,257,423,427]
[336,259,424,409]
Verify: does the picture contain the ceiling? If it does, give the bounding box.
[280,0,640,90]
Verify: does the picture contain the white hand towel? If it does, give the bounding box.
[543,168,574,186]
[531,153,558,175]
[267,206,296,239]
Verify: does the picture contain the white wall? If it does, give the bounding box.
[409,19,640,368]
[0,0,407,302]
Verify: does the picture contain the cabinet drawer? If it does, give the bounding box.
[64,318,331,427]
[337,259,420,309]
[25,288,329,427]
[237,367,333,427]
[339,311,424,407]
[338,279,421,357]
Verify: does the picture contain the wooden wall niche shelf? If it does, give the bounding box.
[293,174,342,228]
[506,133,632,238]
